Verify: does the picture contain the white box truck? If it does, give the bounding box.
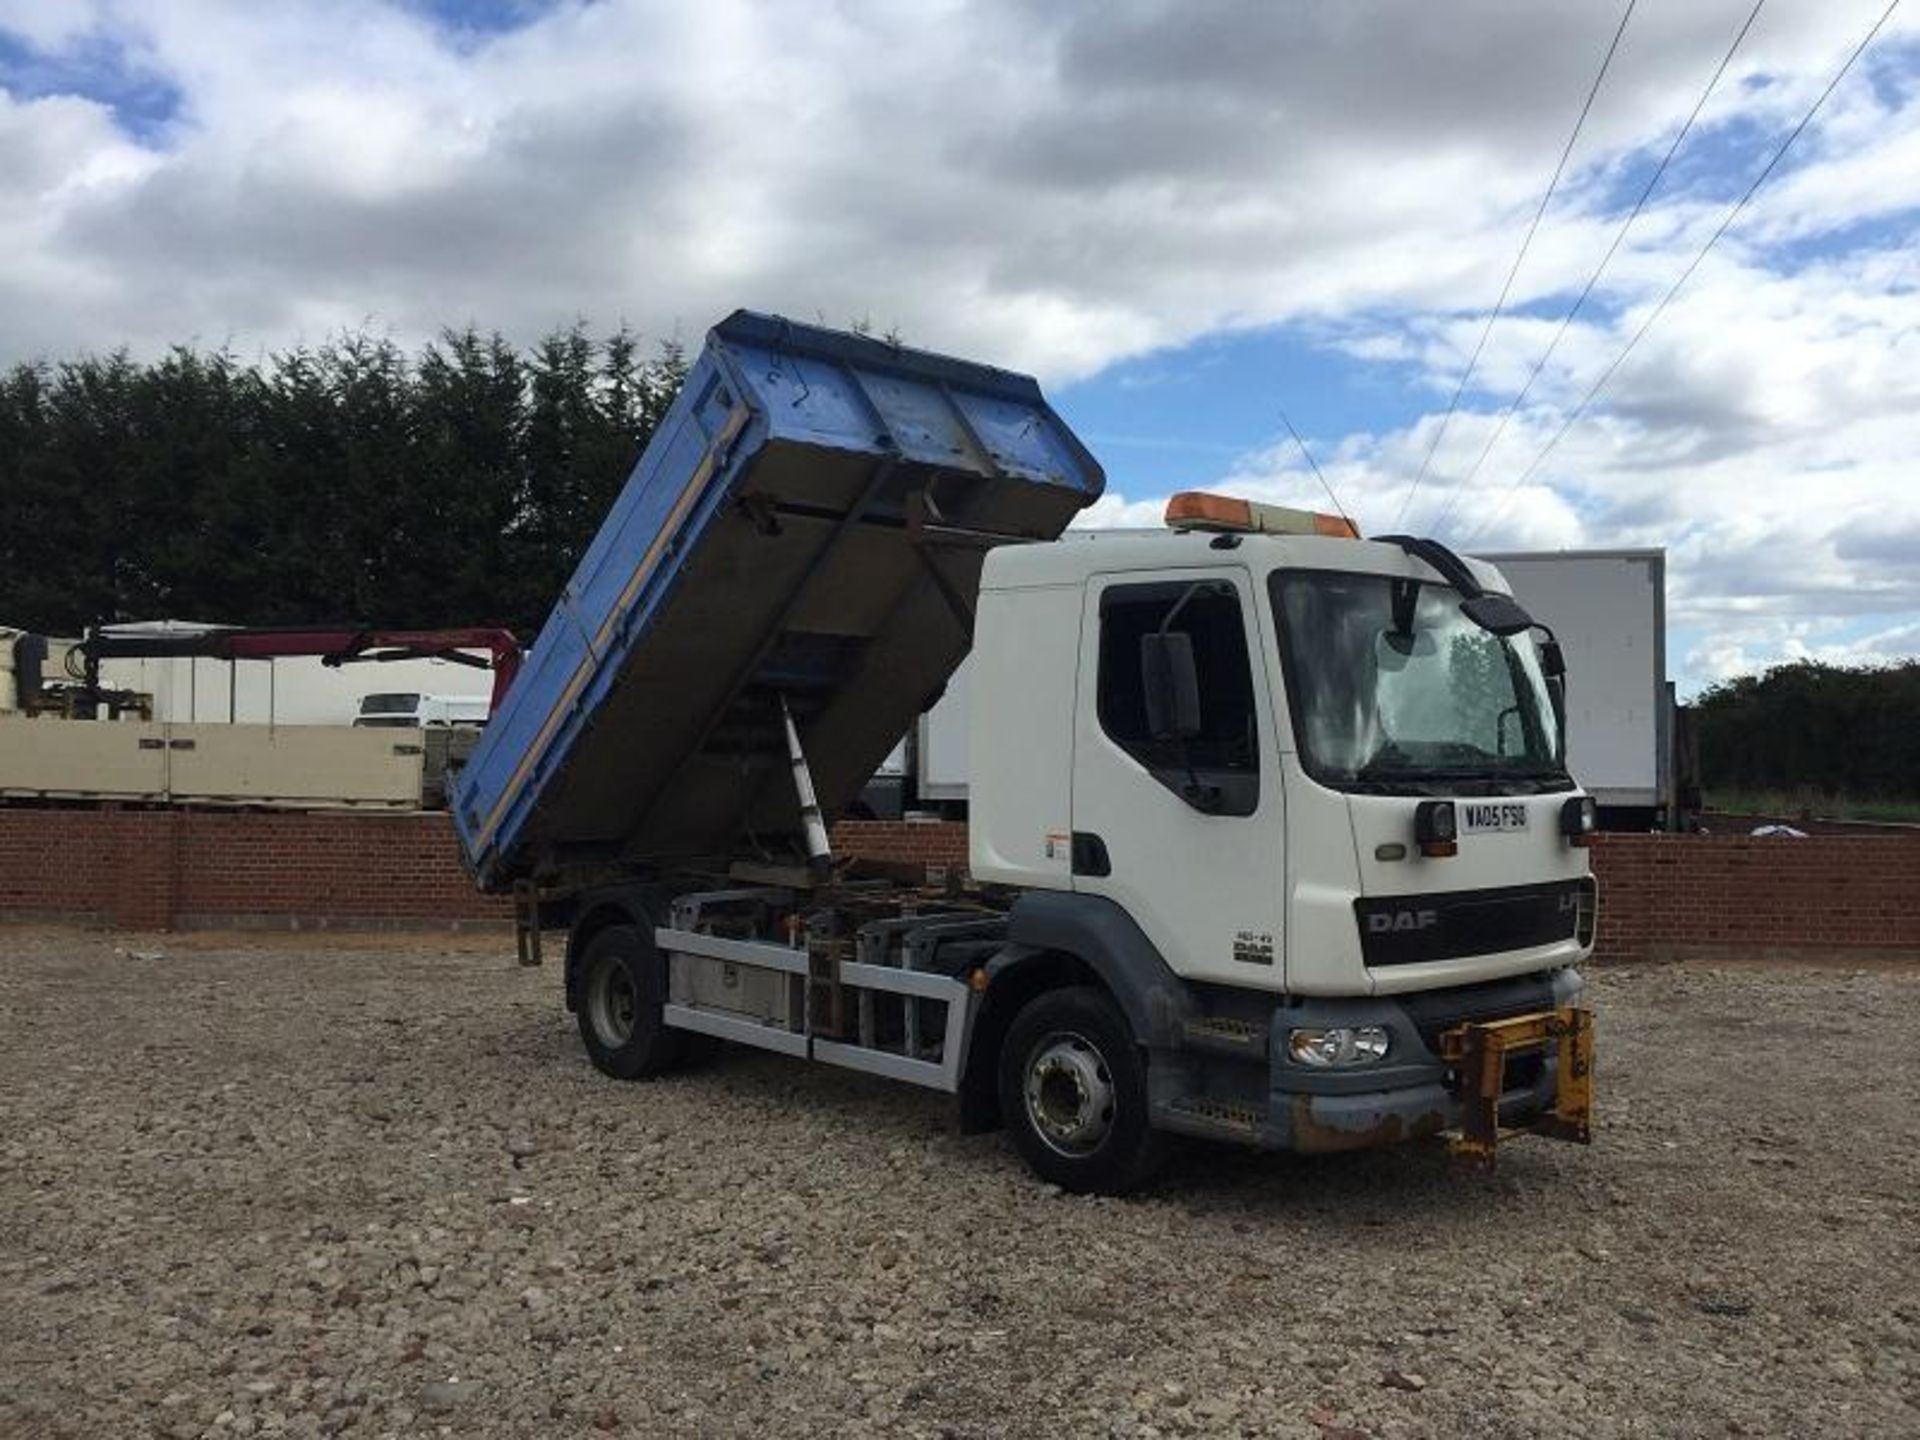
[1475,550,1680,828]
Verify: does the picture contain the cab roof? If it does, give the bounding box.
[980,529,1514,595]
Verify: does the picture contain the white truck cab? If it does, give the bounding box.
[945,498,1595,1181]
[972,521,1593,999]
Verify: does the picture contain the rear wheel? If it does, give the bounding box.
[576,924,684,1079]
[997,985,1167,1194]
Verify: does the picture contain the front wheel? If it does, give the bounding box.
[576,924,686,1079]
[997,986,1167,1195]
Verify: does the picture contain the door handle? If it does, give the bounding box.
[1070,831,1111,877]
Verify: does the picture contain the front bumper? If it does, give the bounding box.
[1153,967,1590,1158]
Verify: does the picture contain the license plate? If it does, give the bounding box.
[1460,801,1529,834]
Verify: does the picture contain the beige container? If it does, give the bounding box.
[164,723,425,807]
[0,714,170,799]
[0,715,426,809]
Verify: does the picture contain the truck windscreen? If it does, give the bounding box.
[1270,570,1567,792]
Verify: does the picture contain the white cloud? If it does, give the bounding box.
[1,0,1909,367]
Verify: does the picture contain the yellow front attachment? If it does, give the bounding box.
[1438,1007,1593,1168]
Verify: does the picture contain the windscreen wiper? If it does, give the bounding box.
[1356,741,1415,774]
[1345,774,1452,796]
[1426,768,1572,792]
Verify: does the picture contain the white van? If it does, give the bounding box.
[353,692,490,729]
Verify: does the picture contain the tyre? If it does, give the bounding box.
[575,923,685,1080]
[997,985,1167,1195]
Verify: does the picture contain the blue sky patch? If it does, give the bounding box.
[399,0,571,44]
[1766,209,1920,273]
[0,27,182,142]
[1055,323,1434,499]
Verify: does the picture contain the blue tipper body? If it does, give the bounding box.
[452,311,1104,892]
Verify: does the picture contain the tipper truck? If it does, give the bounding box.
[452,311,1597,1193]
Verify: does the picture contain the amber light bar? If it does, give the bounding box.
[1164,491,1360,538]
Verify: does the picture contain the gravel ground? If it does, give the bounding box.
[2,928,1916,1439]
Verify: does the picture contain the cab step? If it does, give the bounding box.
[1178,1016,1268,1060]
[1154,1096,1266,1144]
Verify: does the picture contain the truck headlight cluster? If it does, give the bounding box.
[1288,1026,1392,1068]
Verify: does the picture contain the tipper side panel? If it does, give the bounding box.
[452,311,1102,891]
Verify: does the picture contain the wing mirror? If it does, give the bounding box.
[1140,631,1202,741]
[1536,632,1568,749]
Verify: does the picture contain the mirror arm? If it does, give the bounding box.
[1530,621,1569,752]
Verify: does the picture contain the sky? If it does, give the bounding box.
[3,0,1919,695]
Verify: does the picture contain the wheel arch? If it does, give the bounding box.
[563,883,672,1013]
[957,893,1195,1133]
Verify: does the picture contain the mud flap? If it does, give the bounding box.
[513,880,543,967]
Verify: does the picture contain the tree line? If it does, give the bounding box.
[8,333,1914,802]
[1694,659,1920,800]
[0,326,688,640]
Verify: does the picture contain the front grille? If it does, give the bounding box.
[1356,879,1587,968]
[1397,971,1559,1055]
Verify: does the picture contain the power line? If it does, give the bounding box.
[1424,0,1768,538]
[1458,0,1903,549]
[1278,408,1355,529]
[1390,0,1639,532]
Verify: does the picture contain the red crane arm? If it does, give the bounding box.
[77,625,524,713]
[215,629,524,711]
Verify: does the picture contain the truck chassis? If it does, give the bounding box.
[550,876,1593,1194]
[658,883,991,1093]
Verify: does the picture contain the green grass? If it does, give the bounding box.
[1705,787,1920,824]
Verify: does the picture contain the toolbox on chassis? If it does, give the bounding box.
[452,312,1597,1194]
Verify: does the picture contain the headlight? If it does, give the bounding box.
[1288,1026,1392,1068]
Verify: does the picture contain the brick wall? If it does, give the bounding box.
[0,809,507,931]
[1587,832,1920,963]
[0,809,170,929]
[3,809,1917,963]
[830,819,971,870]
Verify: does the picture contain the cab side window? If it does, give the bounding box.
[1096,580,1260,816]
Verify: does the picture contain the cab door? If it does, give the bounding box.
[1069,568,1289,988]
